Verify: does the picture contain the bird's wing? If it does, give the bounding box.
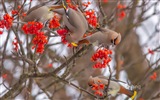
[97,75,109,80]
[63,14,75,33]
[26,4,45,15]
[66,9,84,29]
[52,8,65,15]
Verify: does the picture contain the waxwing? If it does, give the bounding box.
[23,5,63,22]
[52,0,88,43]
[78,28,121,47]
[88,76,137,99]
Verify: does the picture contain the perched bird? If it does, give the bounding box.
[23,4,64,22]
[88,76,137,99]
[78,28,121,47]
[52,1,88,43]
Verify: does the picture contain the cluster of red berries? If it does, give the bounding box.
[22,21,47,53]
[2,74,7,79]
[11,10,19,16]
[56,29,75,47]
[148,48,154,55]
[0,14,13,34]
[11,5,27,18]
[82,1,91,8]
[49,15,60,29]
[84,10,98,28]
[91,82,105,96]
[150,72,157,81]
[12,38,19,51]
[57,28,69,44]
[117,4,126,21]
[91,48,112,68]
[22,21,43,34]
[32,32,48,54]
[48,63,53,68]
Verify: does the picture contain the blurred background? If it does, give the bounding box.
[0,0,160,100]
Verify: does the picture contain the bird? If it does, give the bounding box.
[88,76,137,99]
[52,0,88,44]
[78,28,121,47]
[22,4,64,22]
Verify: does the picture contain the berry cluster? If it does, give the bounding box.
[49,15,60,29]
[2,74,7,79]
[48,63,53,68]
[91,48,112,68]
[84,10,98,28]
[82,2,91,8]
[57,28,69,44]
[0,14,13,34]
[22,21,43,34]
[117,4,126,21]
[12,38,19,51]
[91,83,105,96]
[11,10,18,15]
[148,48,154,55]
[32,32,48,54]
[22,21,47,53]
[150,72,157,81]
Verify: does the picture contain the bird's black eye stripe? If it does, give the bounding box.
[113,38,117,45]
[111,39,114,43]
[88,84,93,88]
[111,36,118,45]
[111,39,116,45]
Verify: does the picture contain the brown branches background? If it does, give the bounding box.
[0,0,160,100]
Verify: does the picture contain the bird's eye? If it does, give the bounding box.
[111,36,118,45]
[111,39,114,44]
[88,84,93,87]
